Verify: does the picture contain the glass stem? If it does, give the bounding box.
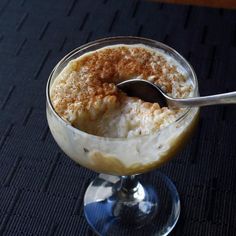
[115,175,145,202]
[119,175,141,194]
[112,175,156,225]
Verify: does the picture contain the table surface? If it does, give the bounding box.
[0,0,236,235]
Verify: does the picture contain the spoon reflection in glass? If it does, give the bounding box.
[117,79,236,108]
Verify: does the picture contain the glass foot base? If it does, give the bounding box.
[84,172,180,236]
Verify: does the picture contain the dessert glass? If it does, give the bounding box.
[46,37,199,235]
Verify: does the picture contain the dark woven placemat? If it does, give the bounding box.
[0,0,235,235]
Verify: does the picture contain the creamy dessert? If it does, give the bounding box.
[47,42,199,175]
[50,45,193,138]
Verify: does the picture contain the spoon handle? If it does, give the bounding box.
[170,91,236,108]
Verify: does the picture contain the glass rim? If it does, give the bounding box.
[46,36,199,141]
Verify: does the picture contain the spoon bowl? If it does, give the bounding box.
[117,79,168,107]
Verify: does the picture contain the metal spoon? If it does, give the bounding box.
[117,79,236,108]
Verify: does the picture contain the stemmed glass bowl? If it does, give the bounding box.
[46,37,199,235]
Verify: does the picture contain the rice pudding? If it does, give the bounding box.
[50,44,193,138]
[47,42,199,175]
